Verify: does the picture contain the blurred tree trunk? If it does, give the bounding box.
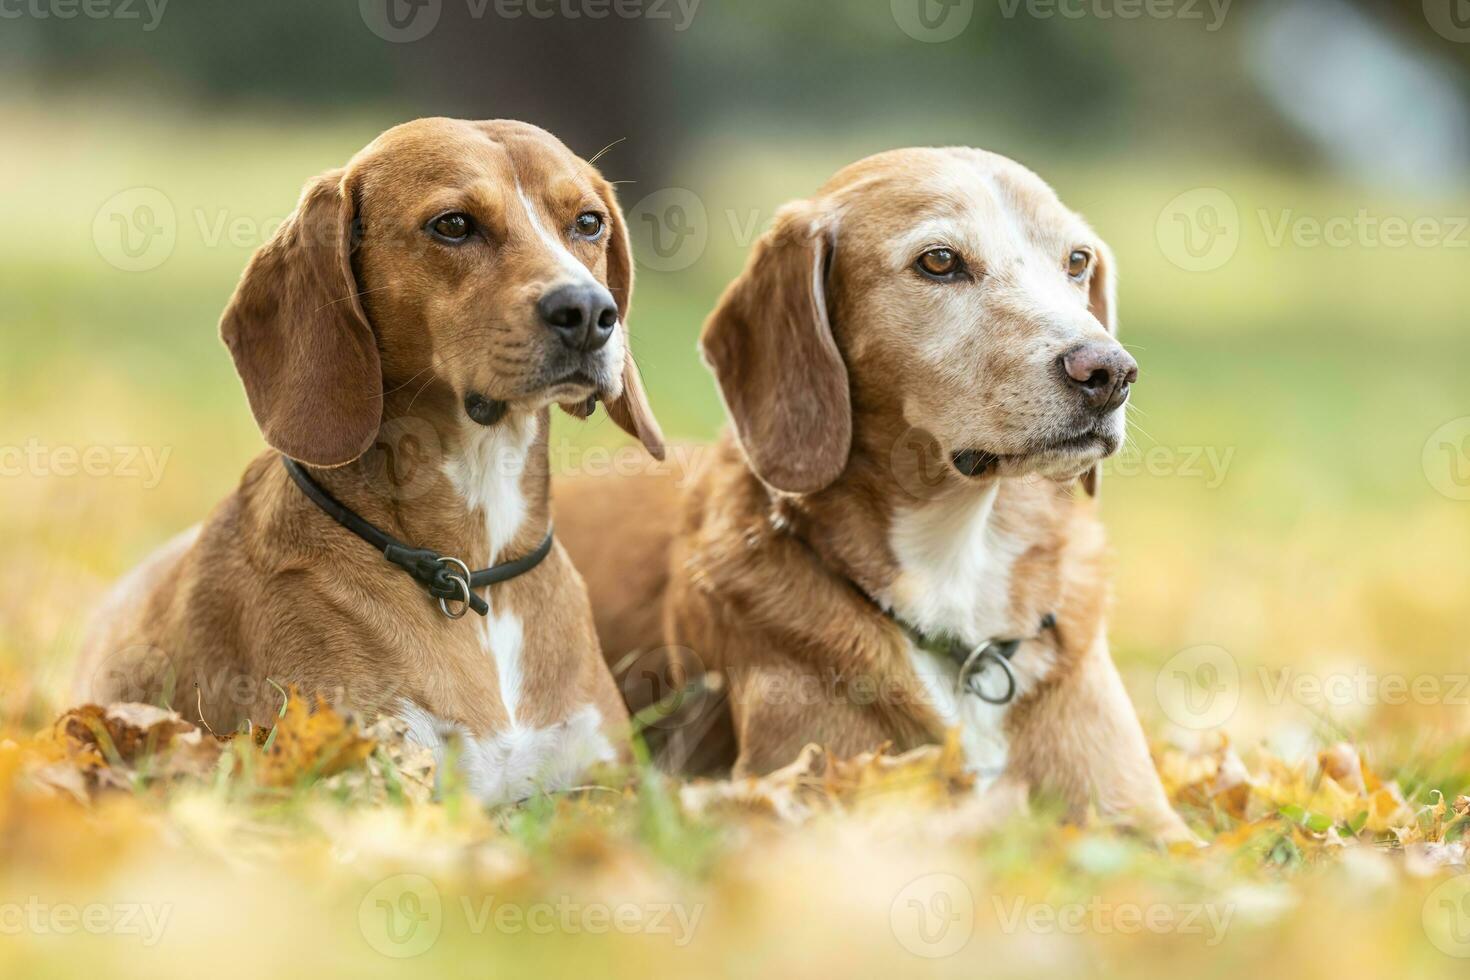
[396,6,676,188]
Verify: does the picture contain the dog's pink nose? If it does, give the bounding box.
[1061,343,1138,414]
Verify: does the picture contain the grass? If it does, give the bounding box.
[2,99,1469,978]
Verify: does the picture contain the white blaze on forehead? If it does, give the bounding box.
[893,163,1105,369]
[891,152,1095,267]
[515,179,598,285]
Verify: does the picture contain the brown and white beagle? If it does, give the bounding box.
[558,147,1190,840]
[74,118,665,805]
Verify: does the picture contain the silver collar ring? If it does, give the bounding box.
[436,556,474,620]
[958,643,1019,705]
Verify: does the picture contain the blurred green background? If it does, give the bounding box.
[2,0,1468,760]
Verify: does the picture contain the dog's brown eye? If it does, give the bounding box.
[1067,249,1091,280]
[428,212,473,242]
[917,247,961,279]
[574,212,604,240]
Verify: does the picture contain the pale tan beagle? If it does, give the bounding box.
[75,118,664,805]
[558,147,1190,840]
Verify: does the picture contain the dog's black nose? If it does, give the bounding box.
[537,283,618,352]
[1061,343,1138,414]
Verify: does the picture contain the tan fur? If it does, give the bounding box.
[76,119,664,775]
[559,147,1189,839]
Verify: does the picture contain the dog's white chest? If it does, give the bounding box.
[398,697,614,806]
[397,601,615,805]
[468,606,616,803]
[903,650,1014,786]
[886,486,1053,787]
[404,415,614,804]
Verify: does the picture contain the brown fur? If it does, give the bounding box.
[76,119,664,766]
[559,147,1189,839]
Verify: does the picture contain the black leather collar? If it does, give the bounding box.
[282,456,554,619]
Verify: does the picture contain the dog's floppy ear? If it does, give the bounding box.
[700,201,849,495]
[1082,239,1119,498]
[564,173,666,460]
[220,168,381,468]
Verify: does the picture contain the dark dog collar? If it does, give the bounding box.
[789,527,1058,706]
[899,612,1057,705]
[282,456,554,620]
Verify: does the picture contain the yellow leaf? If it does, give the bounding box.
[251,692,376,788]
